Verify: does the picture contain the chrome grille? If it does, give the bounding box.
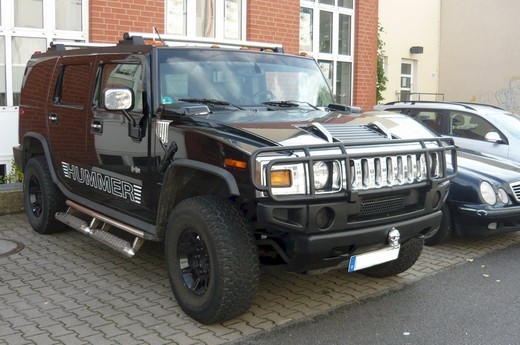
[510,182,520,202]
[350,153,438,190]
[361,195,405,216]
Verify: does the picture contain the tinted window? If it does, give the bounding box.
[449,111,497,141]
[98,63,143,113]
[56,64,91,105]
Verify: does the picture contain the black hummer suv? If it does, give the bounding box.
[14,33,456,324]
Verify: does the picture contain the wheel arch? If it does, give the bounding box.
[155,159,241,238]
[19,132,55,179]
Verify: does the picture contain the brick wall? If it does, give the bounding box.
[353,0,378,111]
[246,0,300,54]
[90,0,164,43]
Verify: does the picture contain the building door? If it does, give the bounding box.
[400,60,414,101]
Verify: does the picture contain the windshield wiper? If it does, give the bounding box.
[178,98,244,110]
[263,100,319,110]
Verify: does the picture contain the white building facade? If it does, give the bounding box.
[0,0,88,179]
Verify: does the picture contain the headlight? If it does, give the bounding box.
[313,161,330,189]
[480,181,496,205]
[313,161,341,191]
[498,188,509,204]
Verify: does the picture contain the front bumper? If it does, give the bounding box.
[453,203,520,236]
[283,210,441,272]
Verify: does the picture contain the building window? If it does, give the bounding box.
[167,0,187,35]
[0,36,5,106]
[400,60,414,101]
[0,164,5,183]
[12,37,47,106]
[300,1,354,104]
[319,11,332,54]
[336,61,352,104]
[338,13,351,55]
[299,8,313,53]
[196,0,215,37]
[55,0,83,31]
[166,0,244,40]
[15,0,43,28]
[224,0,241,40]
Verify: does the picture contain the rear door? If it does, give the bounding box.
[47,56,97,190]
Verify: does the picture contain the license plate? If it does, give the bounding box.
[348,245,400,272]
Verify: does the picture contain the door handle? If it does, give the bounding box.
[91,119,103,134]
[48,113,58,124]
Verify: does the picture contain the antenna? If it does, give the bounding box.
[153,26,166,46]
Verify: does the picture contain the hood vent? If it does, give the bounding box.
[305,123,390,143]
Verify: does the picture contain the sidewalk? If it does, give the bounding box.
[1,211,519,344]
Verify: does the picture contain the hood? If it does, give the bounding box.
[166,108,389,154]
[456,150,520,183]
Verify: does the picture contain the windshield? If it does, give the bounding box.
[157,48,333,108]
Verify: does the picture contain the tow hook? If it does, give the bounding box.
[388,228,400,247]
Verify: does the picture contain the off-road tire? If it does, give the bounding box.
[164,196,259,324]
[360,238,423,278]
[424,204,452,246]
[23,156,67,234]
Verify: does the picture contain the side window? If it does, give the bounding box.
[98,63,143,113]
[415,111,442,133]
[449,112,498,140]
[54,64,91,106]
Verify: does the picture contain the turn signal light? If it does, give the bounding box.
[271,170,292,187]
[224,158,247,169]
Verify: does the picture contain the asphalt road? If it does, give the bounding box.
[232,242,520,345]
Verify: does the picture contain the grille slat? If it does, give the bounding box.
[510,182,520,202]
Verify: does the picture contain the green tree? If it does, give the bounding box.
[376,24,388,103]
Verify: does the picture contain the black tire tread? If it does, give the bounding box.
[165,196,259,324]
[23,156,66,234]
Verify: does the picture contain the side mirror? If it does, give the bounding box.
[102,88,145,141]
[484,131,503,143]
[103,88,134,111]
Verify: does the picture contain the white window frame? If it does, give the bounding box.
[165,0,247,40]
[0,0,88,108]
[300,0,355,104]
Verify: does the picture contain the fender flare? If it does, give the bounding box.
[155,158,241,236]
[20,132,60,183]
[169,158,240,196]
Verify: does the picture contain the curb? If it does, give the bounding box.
[0,183,24,215]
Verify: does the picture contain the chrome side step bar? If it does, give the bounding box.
[55,200,145,258]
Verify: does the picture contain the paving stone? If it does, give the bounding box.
[2,213,520,345]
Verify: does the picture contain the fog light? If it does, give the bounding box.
[488,222,497,230]
[316,207,334,229]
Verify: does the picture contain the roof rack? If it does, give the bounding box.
[383,100,484,111]
[451,102,505,111]
[47,41,115,52]
[123,31,284,53]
